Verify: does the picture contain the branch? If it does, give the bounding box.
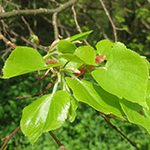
[72,5,90,45]
[0,31,17,49]
[99,112,140,150]
[99,0,117,42]
[0,0,78,19]
[53,12,59,40]
[1,126,21,150]
[49,131,68,150]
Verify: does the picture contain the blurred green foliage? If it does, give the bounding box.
[1,0,150,149]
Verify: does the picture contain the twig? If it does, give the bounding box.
[49,131,68,150]
[0,0,78,19]
[52,12,59,40]
[21,16,34,35]
[99,0,117,42]
[99,112,140,150]
[71,5,89,45]
[0,31,17,49]
[17,74,56,99]
[1,126,21,150]
[3,24,48,52]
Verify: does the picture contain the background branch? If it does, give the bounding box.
[99,0,117,42]
[0,0,78,19]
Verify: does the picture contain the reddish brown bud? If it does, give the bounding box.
[74,67,86,78]
[45,59,58,65]
[95,55,106,64]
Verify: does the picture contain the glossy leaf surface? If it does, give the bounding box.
[66,77,124,119]
[1,47,59,78]
[21,91,70,144]
[92,41,149,108]
[58,40,76,54]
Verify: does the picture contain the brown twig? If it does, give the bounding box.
[49,131,62,146]
[49,131,68,150]
[99,112,140,150]
[21,16,34,35]
[0,31,17,49]
[1,126,21,150]
[17,74,56,99]
[71,5,89,45]
[3,24,48,52]
[99,0,117,42]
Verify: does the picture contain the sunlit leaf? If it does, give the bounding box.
[92,41,149,108]
[74,46,97,66]
[66,77,124,119]
[58,40,76,54]
[1,47,59,79]
[58,54,85,63]
[21,91,70,144]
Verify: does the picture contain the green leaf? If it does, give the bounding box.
[96,39,115,57]
[69,31,92,42]
[66,77,124,119]
[120,99,150,134]
[58,54,85,63]
[92,42,149,108]
[21,91,70,144]
[1,47,59,79]
[74,46,97,66]
[68,95,79,122]
[58,40,76,54]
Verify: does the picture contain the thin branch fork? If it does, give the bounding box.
[1,126,21,150]
[0,0,78,19]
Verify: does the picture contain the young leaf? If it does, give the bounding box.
[74,46,97,66]
[58,40,76,54]
[92,42,149,108]
[21,91,70,144]
[69,30,92,42]
[1,47,59,79]
[66,77,124,119]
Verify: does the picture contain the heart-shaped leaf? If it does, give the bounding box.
[66,77,124,119]
[92,42,149,108]
[21,91,70,144]
[1,47,59,79]
[74,46,97,66]
[58,40,76,54]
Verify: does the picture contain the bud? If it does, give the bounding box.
[74,67,86,78]
[95,55,106,64]
[31,34,40,45]
[63,67,81,74]
[45,59,58,65]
